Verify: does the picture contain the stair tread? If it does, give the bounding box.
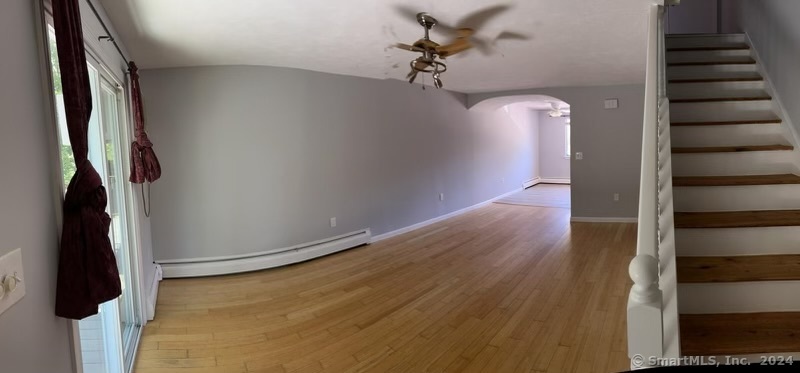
[672,144,794,154]
[672,118,782,126]
[671,96,771,103]
[676,210,800,228]
[667,45,750,51]
[677,254,800,283]
[674,174,800,187]
[668,59,757,66]
[669,77,764,83]
[680,312,800,356]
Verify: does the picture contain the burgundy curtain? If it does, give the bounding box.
[128,62,161,184]
[53,0,122,320]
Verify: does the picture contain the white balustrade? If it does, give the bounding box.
[627,1,679,369]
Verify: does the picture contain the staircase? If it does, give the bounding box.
[667,34,800,357]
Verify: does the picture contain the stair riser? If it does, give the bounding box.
[668,80,763,94]
[665,34,746,48]
[667,65,759,81]
[667,50,752,64]
[675,185,800,211]
[676,226,800,256]
[679,281,800,314]
[672,151,798,176]
[671,101,774,123]
[671,123,785,147]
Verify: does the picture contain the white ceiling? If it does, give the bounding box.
[99,0,651,93]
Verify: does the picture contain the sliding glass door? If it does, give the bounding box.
[46,23,143,373]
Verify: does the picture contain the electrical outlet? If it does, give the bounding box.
[439,193,444,201]
[330,217,337,228]
[575,152,583,160]
[613,193,620,202]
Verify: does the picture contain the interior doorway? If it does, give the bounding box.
[496,96,572,210]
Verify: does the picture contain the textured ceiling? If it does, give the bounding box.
[99,0,652,93]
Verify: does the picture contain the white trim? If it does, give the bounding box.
[522,177,541,189]
[145,264,162,320]
[570,216,638,223]
[372,188,524,242]
[158,230,371,278]
[539,178,571,184]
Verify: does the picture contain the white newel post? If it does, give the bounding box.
[627,254,663,369]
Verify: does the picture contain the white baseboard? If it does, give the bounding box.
[539,178,571,185]
[146,264,162,320]
[371,187,523,242]
[158,230,371,278]
[522,177,541,189]
[570,216,638,223]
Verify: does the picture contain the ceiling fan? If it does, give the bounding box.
[393,5,527,89]
[548,103,571,118]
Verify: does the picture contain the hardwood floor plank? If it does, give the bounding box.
[134,204,635,372]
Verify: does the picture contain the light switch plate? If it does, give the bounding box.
[0,248,26,316]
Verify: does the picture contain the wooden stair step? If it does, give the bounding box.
[681,312,800,356]
[668,59,756,66]
[669,76,764,83]
[667,45,750,52]
[670,96,771,103]
[672,118,782,127]
[673,174,800,187]
[675,210,800,229]
[677,254,800,283]
[672,144,793,154]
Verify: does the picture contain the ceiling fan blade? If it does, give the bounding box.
[457,5,511,31]
[471,37,492,55]
[436,38,473,57]
[394,43,425,52]
[494,31,530,42]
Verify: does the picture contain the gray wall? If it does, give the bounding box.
[537,111,571,180]
[0,0,74,372]
[141,66,539,261]
[505,103,541,181]
[469,84,645,219]
[721,1,800,138]
[665,0,719,34]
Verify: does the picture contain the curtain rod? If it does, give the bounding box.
[85,0,130,66]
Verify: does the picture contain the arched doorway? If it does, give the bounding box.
[483,95,572,210]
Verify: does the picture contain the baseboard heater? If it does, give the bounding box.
[157,229,372,278]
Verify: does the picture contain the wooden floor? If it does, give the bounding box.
[494,184,571,209]
[134,204,636,373]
